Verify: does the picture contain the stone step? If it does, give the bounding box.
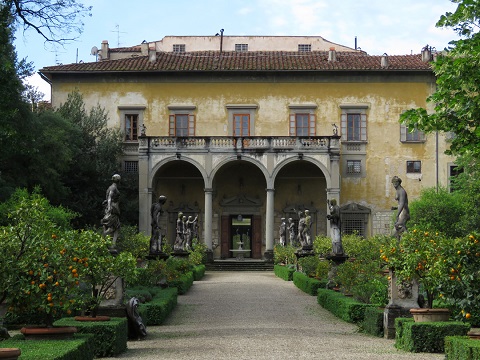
[206,260,274,271]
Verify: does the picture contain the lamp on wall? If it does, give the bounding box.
[298,153,303,160]
[237,214,243,222]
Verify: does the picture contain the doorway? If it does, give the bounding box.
[231,215,252,258]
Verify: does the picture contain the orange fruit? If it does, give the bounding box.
[466,313,472,319]
[28,270,34,275]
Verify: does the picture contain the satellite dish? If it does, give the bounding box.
[90,46,98,55]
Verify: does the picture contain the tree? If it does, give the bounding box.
[400,0,480,157]
[8,0,92,44]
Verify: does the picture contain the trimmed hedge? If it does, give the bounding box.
[361,306,384,337]
[138,287,178,326]
[395,317,470,353]
[54,317,127,358]
[169,271,194,295]
[293,271,328,296]
[445,336,480,360]
[193,264,206,281]
[274,264,295,281]
[0,333,94,360]
[317,288,376,323]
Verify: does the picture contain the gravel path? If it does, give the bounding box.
[106,272,444,360]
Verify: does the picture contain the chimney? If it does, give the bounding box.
[381,53,389,68]
[149,49,157,62]
[100,40,109,60]
[421,45,432,62]
[328,47,336,62]
[141,42,148,56]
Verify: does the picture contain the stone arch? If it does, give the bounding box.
[209,155,270,188]
[149,155,208,189]
[271,155,332,188]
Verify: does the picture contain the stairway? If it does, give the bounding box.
[206,259,274,271]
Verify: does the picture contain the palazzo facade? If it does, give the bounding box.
[39,36,454,260]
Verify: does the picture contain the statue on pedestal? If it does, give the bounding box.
[327,199,343,255]
[279,218,286,246]
[174,212,185,251]
[391,176,410,240]
[288,218,296,246]
[150,195,167,254]
[101,174,121,248]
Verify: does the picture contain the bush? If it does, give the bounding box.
[293,271,327,296]
[297,255,319,277]
[192,264,206,281]
[360,306,384,337]
[168,272,194,295]
[0,333,94,360]
[54,317,128,357]
[317,288,376,324]
[189,239,207,265]
[273,244,296,265]
[445,336,480,360]
[274,264,295,281]
[117,225,150,260]
[137,287,178,325]
[395,317,470,353]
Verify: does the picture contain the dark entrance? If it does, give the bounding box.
[231,215,252,258]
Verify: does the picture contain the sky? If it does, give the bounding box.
[13,0,460,101]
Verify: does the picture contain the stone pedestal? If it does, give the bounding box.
[383,268,419,338]
[146,251,169,261]
[295,246,315,271]
[325,253,349,289]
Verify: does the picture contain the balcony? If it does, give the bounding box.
[135,136,340,155]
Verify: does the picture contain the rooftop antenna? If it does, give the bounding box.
[111,24,127,47]
[355,36,357,50]
[215,29,224,54]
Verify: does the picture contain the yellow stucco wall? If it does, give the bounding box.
[51,77,454,220]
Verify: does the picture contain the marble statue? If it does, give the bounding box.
[327,199,344,255]
[304,209,313,246]
[297,211,306,247]
[174,212,185,251]
[288,218,296,246]
[150,195,167,254]
[185,215,198,250]
[101,174,121,247]
[279,217,286,246]
[392,176,410,240]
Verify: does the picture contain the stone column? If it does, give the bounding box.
[204,188,214,262]
[138,136,150,235]
[264,188,275,262]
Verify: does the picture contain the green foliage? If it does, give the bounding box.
[137,287,178,326]
[0,190,83,326]
[315,259,331,280]
[54,317,128,357]
[0,334,95,360]
[192,264,206,281]
[395,317,470,353]
[297,255,319,277]
[188,238,207,265]
[409,187,466,238]
[274,264,296,281]
[168,272,194,295]
[360,306,384,337]
[438,232,480,326]
[292,271,327,296]
[273,244,297,265]
[445,336,480,360]
[317,288,376,324]
[117,225,150,260]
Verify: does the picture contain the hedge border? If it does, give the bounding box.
[137,287,178,326]
[274,265,295,281]
[445,336,480,359]
[395,317,470,353]
[317,288,376,323]
[54,317,127,358]
[193,264,206,281]
[293,271,328,296]
[361,306,384,337]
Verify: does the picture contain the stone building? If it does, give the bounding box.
[39,35,454,261]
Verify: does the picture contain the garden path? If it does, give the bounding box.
[106,271,443,360]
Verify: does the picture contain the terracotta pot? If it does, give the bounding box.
[20,326,77,340]
[0,348,21,360]
[74,315,111,322]
[410,308,451,322]
[467,329,480,340]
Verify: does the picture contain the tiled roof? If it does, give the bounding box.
[40,51,432,74]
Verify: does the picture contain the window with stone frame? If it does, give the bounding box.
[173,44,186,53]
[119,106,145,142]
[340,105,368,142]
[288,104,317,136]
[346,160,362,175]
[168,105,196,136]
[235,44,248,52]
[124,160,138,173]
[406,160,422,174]
[124,114,138,141]
[226,104,257,136]
[400,124,426,142]
[233,114,250,136]
[340,203,370,238]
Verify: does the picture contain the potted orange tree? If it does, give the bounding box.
[0,190,80,337]
[382,229,450,321]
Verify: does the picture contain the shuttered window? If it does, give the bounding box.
[289,113,316,136]
[341,113,367,141]
[169,114,195,136]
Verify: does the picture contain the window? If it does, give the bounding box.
[233,114,250,136]
[340,203,371,237]
[401,124,425,142]
[298,44,311,52]
[406,161,421,173]
[173,44,185,53]
[124,114,138,141]
[169,114,195,136]
[235,44,248,52]
[289,104,317,136]
[118,106,145,142]
[340,105,368,142]
[124,161,138,173]
[226,104,258,136]
[347,160,361,175]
